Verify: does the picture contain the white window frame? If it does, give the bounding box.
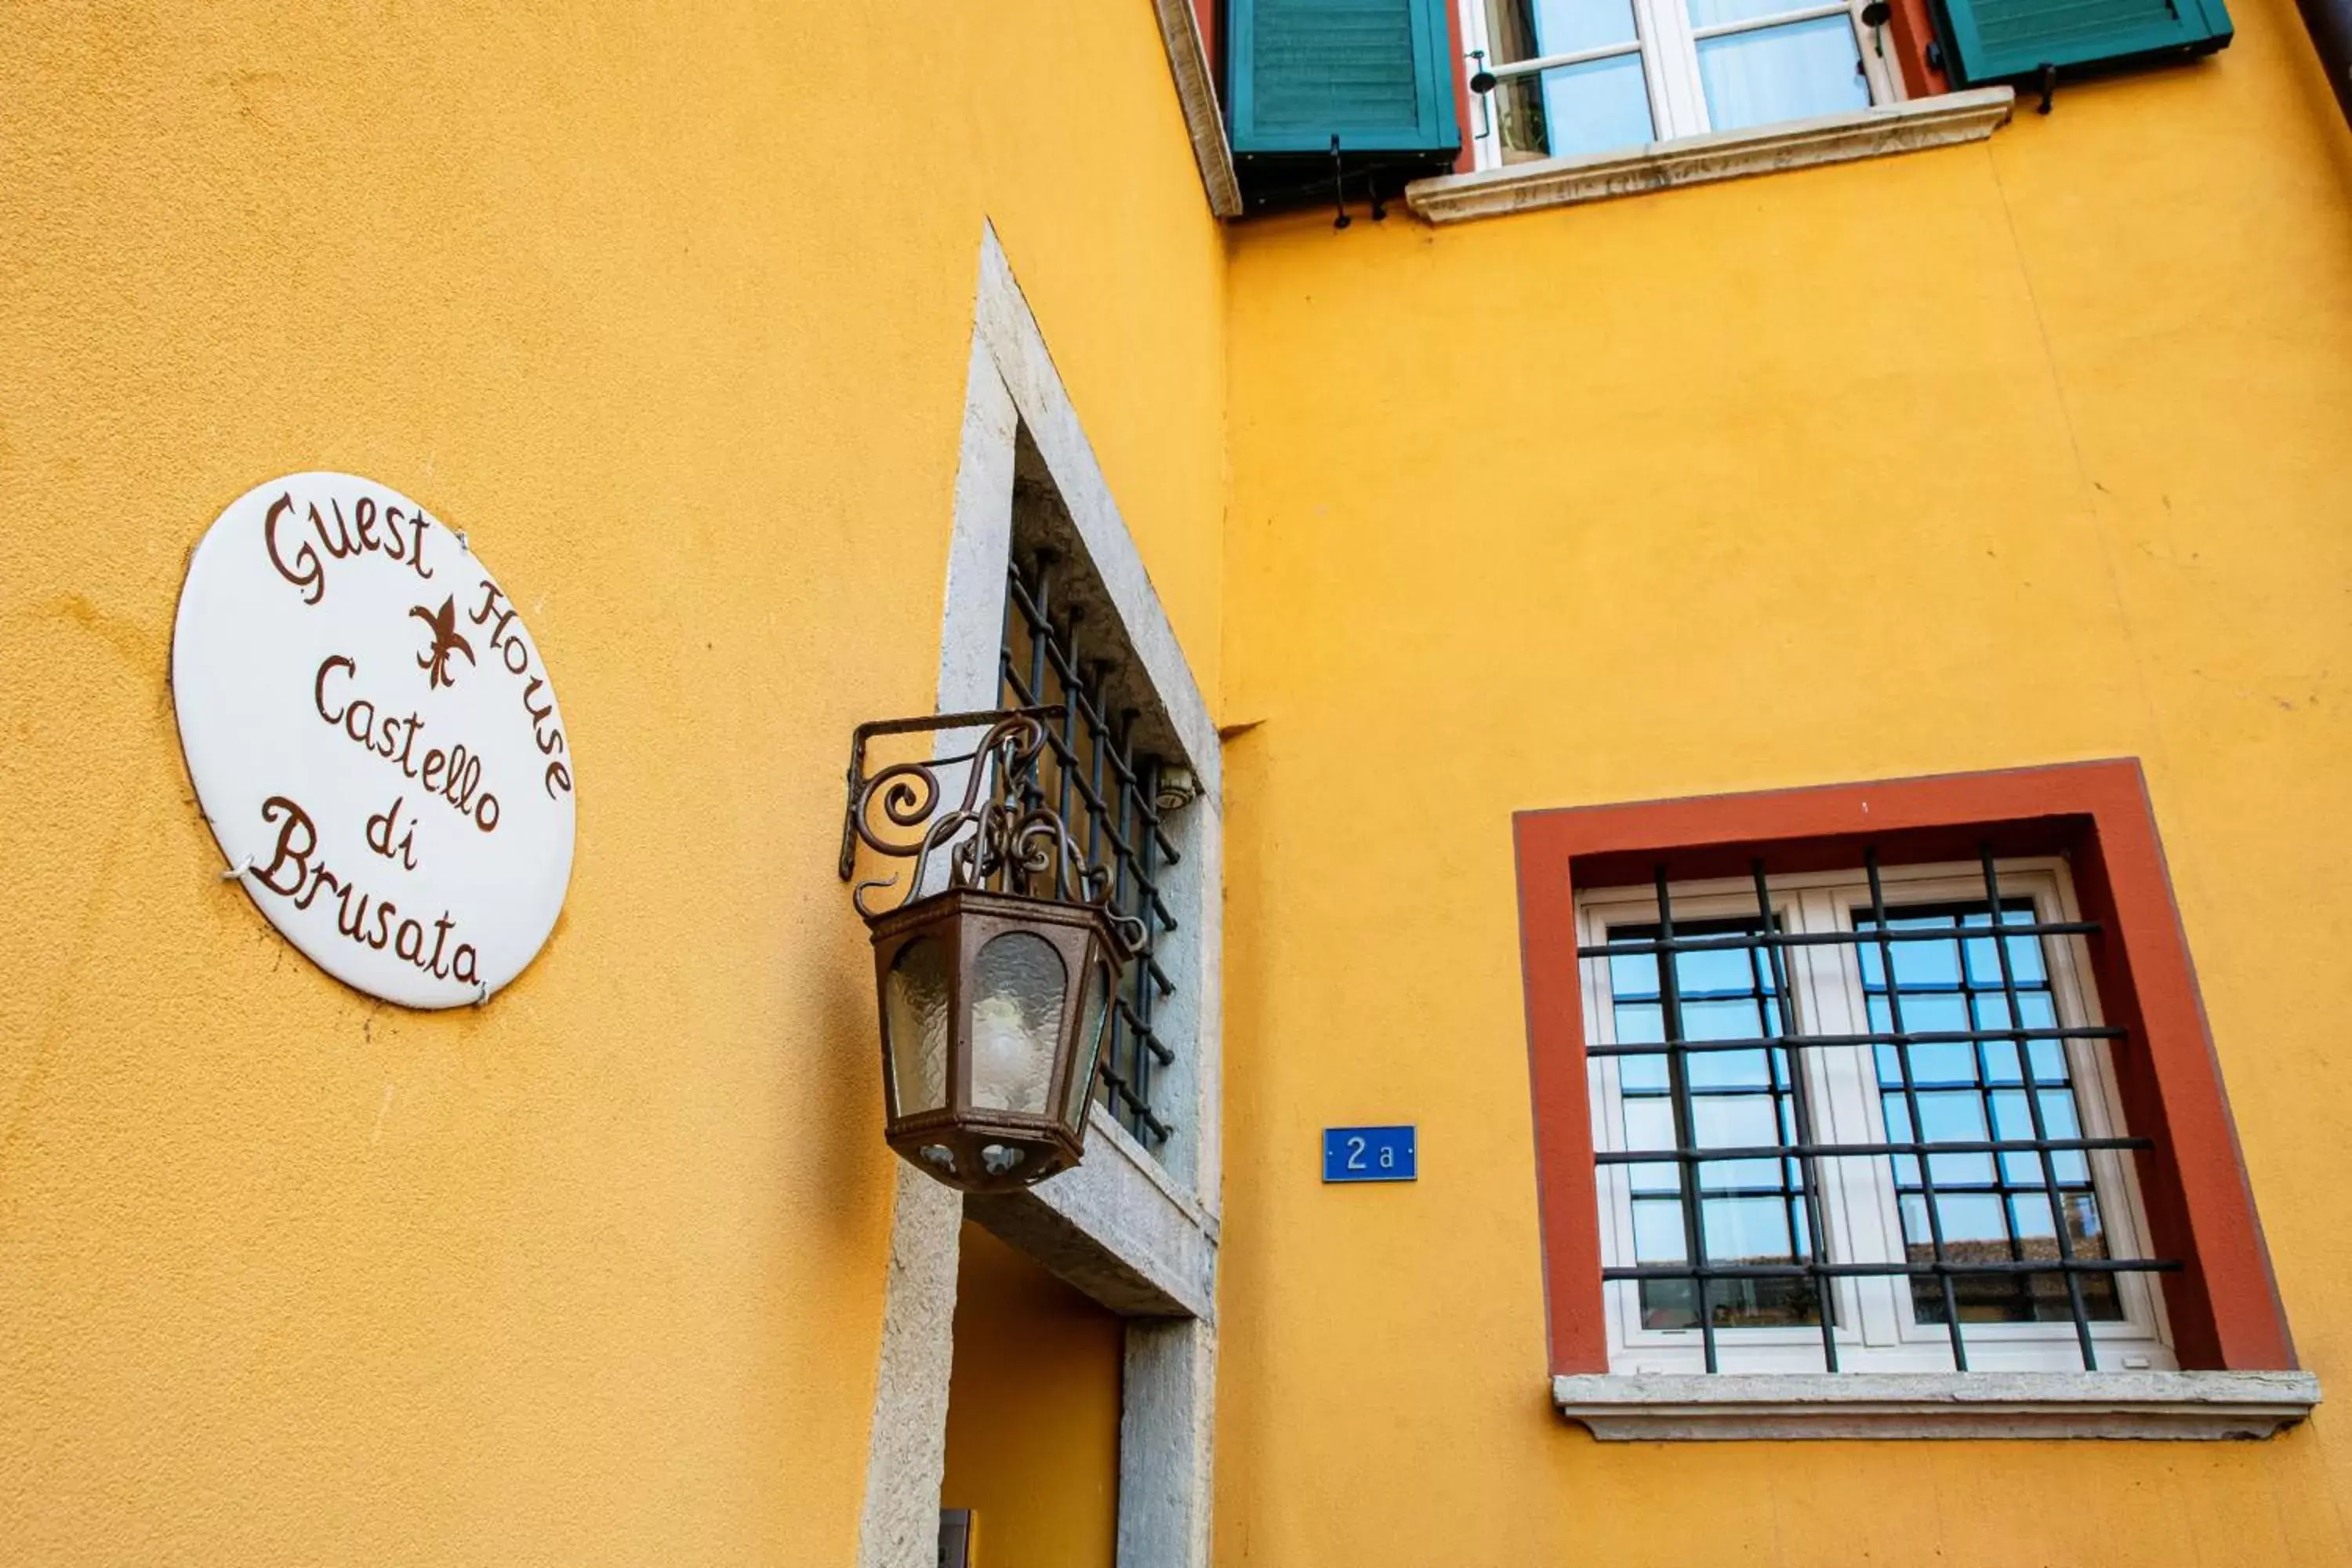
[1579,857,2176,1376]
[1459,0,1907,171]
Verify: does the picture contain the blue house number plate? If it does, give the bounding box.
[1323,1124,1417,1183]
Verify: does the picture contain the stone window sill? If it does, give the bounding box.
[1552,1370,2321,1440]
[1405,87,2016,226]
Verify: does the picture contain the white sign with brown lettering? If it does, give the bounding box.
[173,473,575,1007]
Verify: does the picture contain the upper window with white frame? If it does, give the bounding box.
[1579,854,2174,1375]
[1464,0,1900,167]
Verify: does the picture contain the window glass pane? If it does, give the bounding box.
[1972,989,2059,1033]
[1887,925,1962,987]
[1627,1159,1680,1193]
[1697,1156,1785,1191]
[1608,949,1659,998]
[1917,1090,1993,1185]
[1598,913,1828,1336]
[1708,1276,1820,1328]
[2011,1189,2057,1240]
[1619,1051,1668,1091]
[2041,1091,2089,1182]
[1695,14,1869,133]
[1641,1278,1698,1330]
[1896,991,1969,1035]
[1495,56,1654,162]
[1693,1094,1778,1149]
[1533,0,1642,52]
[1903,1192,2123,1324]
[1989,1090,2042,1183]
[1686,1047,1772,1089]
[1702,1196,1796,1262]
[1621,1096,1676,1152]
[1936,1191,2008,1248]
[1963,927,2049,985]
[1675,944,1755,995]
[2004,930,2049,984]
[1907,1040,1976,1086]
[1880,1092,1918,1184]
[2029,1036,2067,1081]
[1688,0,1813,24]
[1632,1197,1690,1261]
[1915,1089,1988,1142]
[1683,996,1763,1040]
[1485,0,1543,62]
[1486,0,1638,61]
[1613,1003,1664,1045]
[1865,895,2128,1327]
[1873,1039,1903,1083]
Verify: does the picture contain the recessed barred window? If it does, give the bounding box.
[996,550,1180,1149]
[1581,851,2172,1374]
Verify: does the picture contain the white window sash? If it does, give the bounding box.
[1461,0,1906,170]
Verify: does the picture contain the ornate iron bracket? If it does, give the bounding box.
[838,706,1145,950]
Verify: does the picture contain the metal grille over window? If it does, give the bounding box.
[997,551,1178,1148]
[1581,849,2176,1374]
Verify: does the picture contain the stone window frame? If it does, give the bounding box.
[854,224,1222,1566]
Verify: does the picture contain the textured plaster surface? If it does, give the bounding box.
[0,5,1226,1563]
[1218,0,2352,1558]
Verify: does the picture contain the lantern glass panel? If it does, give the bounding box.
[970,931,1067,1116]
[884,935,951,1116]
[1065,961,1113,1131]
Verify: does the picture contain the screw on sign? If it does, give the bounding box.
[172,473,576,1008]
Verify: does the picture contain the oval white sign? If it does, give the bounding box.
[172,473,575,1008]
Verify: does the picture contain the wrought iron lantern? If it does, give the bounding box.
[838,707,1142,1192]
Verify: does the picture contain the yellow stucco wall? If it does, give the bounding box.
[10,0,2352,1560]
[1216,0,2352,1562]
[0,5,1223,1563]
[940,1223,1123,1568]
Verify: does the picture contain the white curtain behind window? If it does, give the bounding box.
[1686,4,1870,133]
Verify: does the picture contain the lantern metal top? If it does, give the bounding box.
[839,705,1145,953]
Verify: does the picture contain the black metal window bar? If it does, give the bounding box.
[1582,848,2177,1374]
[996,550,1179,1148]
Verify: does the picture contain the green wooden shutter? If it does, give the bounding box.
[1940,0,2232,84]
[1228,0,1460,156]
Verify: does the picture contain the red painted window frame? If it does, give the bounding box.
[1512,759,2295,1376]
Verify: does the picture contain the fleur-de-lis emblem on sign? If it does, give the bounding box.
[409,596,476,690]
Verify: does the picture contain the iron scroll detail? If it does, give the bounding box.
[838,706,1147,954]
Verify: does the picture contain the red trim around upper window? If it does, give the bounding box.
[1512,759,2295,1375]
